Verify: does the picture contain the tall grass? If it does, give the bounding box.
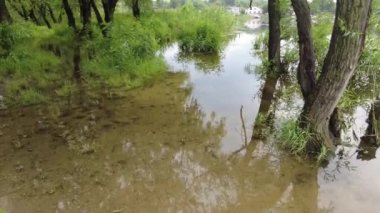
[0,5,235,106]
[277,119,329,163]
[177,5,234,53]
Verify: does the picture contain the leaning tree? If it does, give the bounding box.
[291,0,372,154]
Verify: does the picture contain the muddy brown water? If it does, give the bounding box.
[0,29,379,213]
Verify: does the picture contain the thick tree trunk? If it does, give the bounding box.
[290,0,317,100]
[268,0,281,78]
[303,0,372,153]
[0,0,12,23]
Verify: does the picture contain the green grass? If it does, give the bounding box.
[278,120,311,156]
[0,5,235,107]
[278,119,330,163]
[176,5,234,53]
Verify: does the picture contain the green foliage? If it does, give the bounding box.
[84,15,166,88]
[278,120,312,156]
[310,0,335,14]
[0,6,234,106]
[0,22,62,106]
[177,5,234,53]
[18,89,48,106]
[278,120,330,162]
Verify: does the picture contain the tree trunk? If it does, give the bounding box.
[47,4,58,23]
[91,0,104,26]
[290,0,317,100]
[29,8,42,25]
[102,0,118,22]
[73,39,81,81]
[62,0,77,30]
[39,4,52,29]
[132,0,140,18]
[79,0,91,32]
[252,0,282,139]
[257,0,282,117]
[0,0,12,23]
[303,0,372,153]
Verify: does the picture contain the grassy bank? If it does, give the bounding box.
[0,5,234,107]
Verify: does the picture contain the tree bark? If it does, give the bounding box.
[73,40,81,81]
[90,0,104,25]
[102,0,118,22]
[132,0,140,18]
[303,0,372,153]
[79,0,91,32]
[252,0,282,139]
[47,4,58,23]
[268,0,281,78]
[39,4,52,29]
[290,0,317,100]
[256,0,282,117]
[0,0,12,23]
[62,0,77,30]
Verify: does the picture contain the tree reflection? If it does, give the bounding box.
[357,97,380,160]
[177,51,223,73]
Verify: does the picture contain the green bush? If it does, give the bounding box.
[177,5,234,53]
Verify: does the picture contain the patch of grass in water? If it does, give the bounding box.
[277,119,329,163]
[18,89,48,106]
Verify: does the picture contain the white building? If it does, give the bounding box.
[244,7,262,18]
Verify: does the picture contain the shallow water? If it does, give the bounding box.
[0,26,379,213]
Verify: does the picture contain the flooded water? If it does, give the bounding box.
[0,25,379,213]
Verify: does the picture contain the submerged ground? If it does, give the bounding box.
[0,26,379,213]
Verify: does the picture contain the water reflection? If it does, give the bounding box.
[177,52,223,73]
[1,25,380,212]
[357,98,380,160]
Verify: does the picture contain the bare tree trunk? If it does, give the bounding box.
[47,4,57,23]
[252,0,282,139]
[303,0,372,153]
[290,0,317,100]
[0,0,12,23]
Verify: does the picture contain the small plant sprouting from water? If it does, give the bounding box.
[317,145,329,163]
